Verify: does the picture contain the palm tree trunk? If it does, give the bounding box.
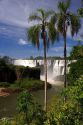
[43,36,47,112]
[63,20,67,89]
[64,35,67,88]
[64,29,67,103]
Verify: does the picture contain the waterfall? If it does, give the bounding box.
[13,59,76,85]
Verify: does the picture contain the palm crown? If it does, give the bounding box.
[28,9,58,49]
[57,0,81,37]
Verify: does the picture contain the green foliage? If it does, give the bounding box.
[0,82,10,87]
[44,74,83,125]
[68,45,83,84]
[28,8,58,50]
[28,25,40,49]
[17,91,34,124]
[45,92,83,125]
[14,66,40,80]
[0,64,40,86]
[0,118,11,125]
[23,67,40,79]
[58,0,71,13]
[48,21,59,43]
[70,14,81,37]
[57,0,81,37]
[0,58,16,83]
[10,78,51,90]
[64,76,83,112]
[17,91,46,125]
[14,66,25,80]
[70,46,83,59]
[78,8,83,17]
[78,0,83,17]
[68,58,83,84]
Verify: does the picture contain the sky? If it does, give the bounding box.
[0,0,83,59]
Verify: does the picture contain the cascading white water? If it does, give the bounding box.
[13,59,76,85]
[40,60,64,84]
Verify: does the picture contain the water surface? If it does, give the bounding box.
[0,84,63,118]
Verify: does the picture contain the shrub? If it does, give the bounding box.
[10,78,51,90]
[17,91,46,125]
[0,118,11,125]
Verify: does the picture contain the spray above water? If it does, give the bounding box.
[13,59,75,85]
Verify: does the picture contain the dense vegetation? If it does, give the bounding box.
[0,57,48,91]
[68,45,83,85]
[9,78,51,90]
[0,58,16,83]
[0,77,83,125]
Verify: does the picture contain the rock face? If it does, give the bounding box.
[13,59,76,83]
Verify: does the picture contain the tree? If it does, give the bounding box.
[56,0,81,89]
[17,91,46,125]
[17,91,34,124]
[68,45,83,85]
[28,9,58,111]
[70,45,83,60]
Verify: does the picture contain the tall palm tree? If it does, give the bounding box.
[28,9,58,111]
[56,0,81,89]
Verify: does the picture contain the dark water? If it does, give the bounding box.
[0,85,63,118]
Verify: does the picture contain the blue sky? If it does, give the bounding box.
[0,0,83,58]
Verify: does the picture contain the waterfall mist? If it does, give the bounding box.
[13,59,75,85]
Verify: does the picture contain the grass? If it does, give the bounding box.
[0,82,10,87]
[9,78,51,90]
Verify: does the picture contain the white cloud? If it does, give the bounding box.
[0,0,58,28]
[51,46,72,52]
[18,39,28,45]
[0,25,26,38]
[73,23,83,42]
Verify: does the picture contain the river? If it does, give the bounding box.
[0,83,63,118]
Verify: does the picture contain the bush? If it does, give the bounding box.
[0,118,11,125]
[70,46,83,60]
[0,82,10,87]
[10,78,51,90]
[68,45,83,85]
[17,91,46,125]
[68,58,83,85]
[22,67,40,79]
[0,62,40,86]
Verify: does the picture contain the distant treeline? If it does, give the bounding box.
[0,55,72,61]
[26,56,71,60]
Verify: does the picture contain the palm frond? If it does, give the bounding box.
[65,0,71,10]
[70,14,81,37]
[28,8,59,51]
[78,8,83,17]
[37,8,45,18]
[50,13,57,25]
[57,14,64,34]
[28,25,40,49]
[58,0,71,13]
[29,13,42,21]
[47,22,59,44]
[44,10,55,20]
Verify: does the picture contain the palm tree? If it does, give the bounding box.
[28,9,58,111]
[56,0,81,89]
